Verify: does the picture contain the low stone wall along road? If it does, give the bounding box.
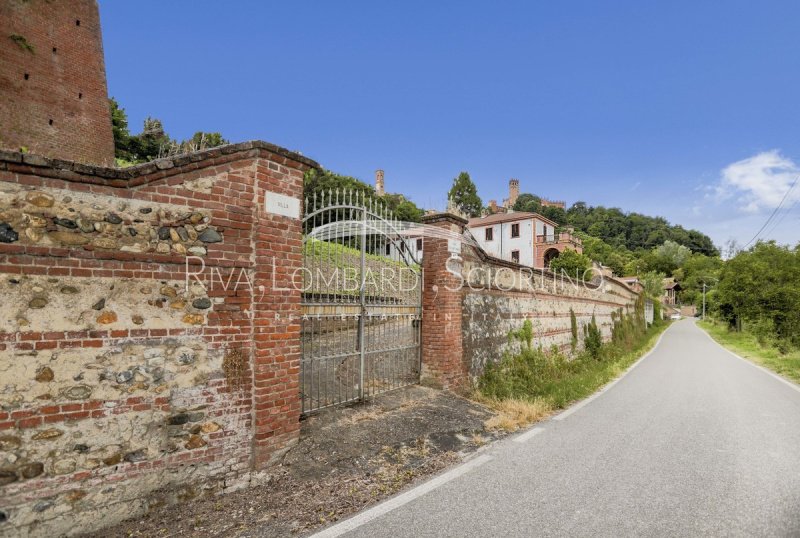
[314,320,800,537]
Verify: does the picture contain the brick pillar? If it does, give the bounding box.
[421,212,469,390]
[250,152,312,469]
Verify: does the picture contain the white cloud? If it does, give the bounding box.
[715,150,800,213]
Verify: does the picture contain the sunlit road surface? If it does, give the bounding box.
[312,320,800,537]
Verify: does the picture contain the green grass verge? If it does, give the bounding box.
[534,322,671,409]
[698,320,800,384]
[475,320,671,431]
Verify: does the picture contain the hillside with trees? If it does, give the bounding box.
[513,194,717,256]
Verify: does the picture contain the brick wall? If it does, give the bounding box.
[422,213,641,386]
[0,141,317,536]
[0,0,115,166]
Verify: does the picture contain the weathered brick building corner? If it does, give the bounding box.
[0,0,115,166]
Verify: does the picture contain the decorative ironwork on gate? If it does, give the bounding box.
[301,189,422,414]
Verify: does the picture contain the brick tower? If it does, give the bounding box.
[508,178,520,207]
[0,0,115,166]
[375,169,385,196]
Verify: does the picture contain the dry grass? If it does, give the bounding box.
[476,396,553,432]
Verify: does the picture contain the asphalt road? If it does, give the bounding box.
[313,320,800,537]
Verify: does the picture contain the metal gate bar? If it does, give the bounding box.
[300,189,422,415]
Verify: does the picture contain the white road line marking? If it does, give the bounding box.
[699,327,800,394]
[310,454,494,538]
[513,426,544,443]
[552,325,672,421]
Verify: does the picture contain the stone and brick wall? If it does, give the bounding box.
[422,213,640,387]
[0,0,115,166]
[0,141,317,536]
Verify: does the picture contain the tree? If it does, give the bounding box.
[109,98,133,163]
[448,172,482,218]
[650,240,692,274]
[640,270,666,299]
[513,193,542,213]
[549,249,592,277]
[303,169,426,224]
[109,98,228,166]
[714,241,800,348]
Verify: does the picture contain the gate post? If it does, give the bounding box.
[420,212,469,390]
[251,152,314,469]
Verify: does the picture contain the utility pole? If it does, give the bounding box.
[702,282,706,321]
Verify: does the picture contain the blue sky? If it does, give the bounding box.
[99,0,800,249]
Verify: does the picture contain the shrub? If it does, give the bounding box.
[584,315,603,360]
[570,308,578,352]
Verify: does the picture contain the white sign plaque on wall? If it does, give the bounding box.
[447,239,461,255]
[264,191,301,219]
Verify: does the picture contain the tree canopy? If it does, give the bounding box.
[303,168,425,223]
[448,172,483,218]
[110,98,229,166]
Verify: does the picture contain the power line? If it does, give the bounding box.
[741,174,799,249]
[763,196,799,238]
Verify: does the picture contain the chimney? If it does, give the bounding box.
[508,179,520,208]
[375,169,385,196]
[488,200,498,213]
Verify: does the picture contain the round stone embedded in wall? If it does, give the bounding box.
[115,370,133,384]
[96,310,118,324]
[0,223,19,243]
[185,434,207,450]
[92,298,106,311]
[183,314,204,325]
[52,459,77,475]
[192,298,212,310]
[63,385,92,400]
[19,462,44,479]
[156,242,170,254]
[29,297,48,309]
[188,246,206,256]
[169,299,186,309]
[25,192,55,208]
[198,228,222,243]
[32,429,63,440]
[104,212,123,225]
[26,214,48,228]
[60,285,79,294]
[201,422,221,433]
[92,238,117,250]
[161,287,181,302]
[77,218,95,233]
[158,227,171,240]
[132,315,144,325]
[49,231,90,246]
[0,435,21,451]
[53,218,78,229]
[35,366,54,382]
[0,471,17,486]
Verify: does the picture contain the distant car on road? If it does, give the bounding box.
[670,313,682,320]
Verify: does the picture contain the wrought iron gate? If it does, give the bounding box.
[300,189,422,414]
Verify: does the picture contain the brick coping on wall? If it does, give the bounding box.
[0,140,320,186]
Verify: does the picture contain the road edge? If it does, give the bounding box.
[695,320,800,395]
[550,321,674,421]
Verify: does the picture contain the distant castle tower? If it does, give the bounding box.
[0,0,115,166]
[507,178,520,208]
[375,169,385,196]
